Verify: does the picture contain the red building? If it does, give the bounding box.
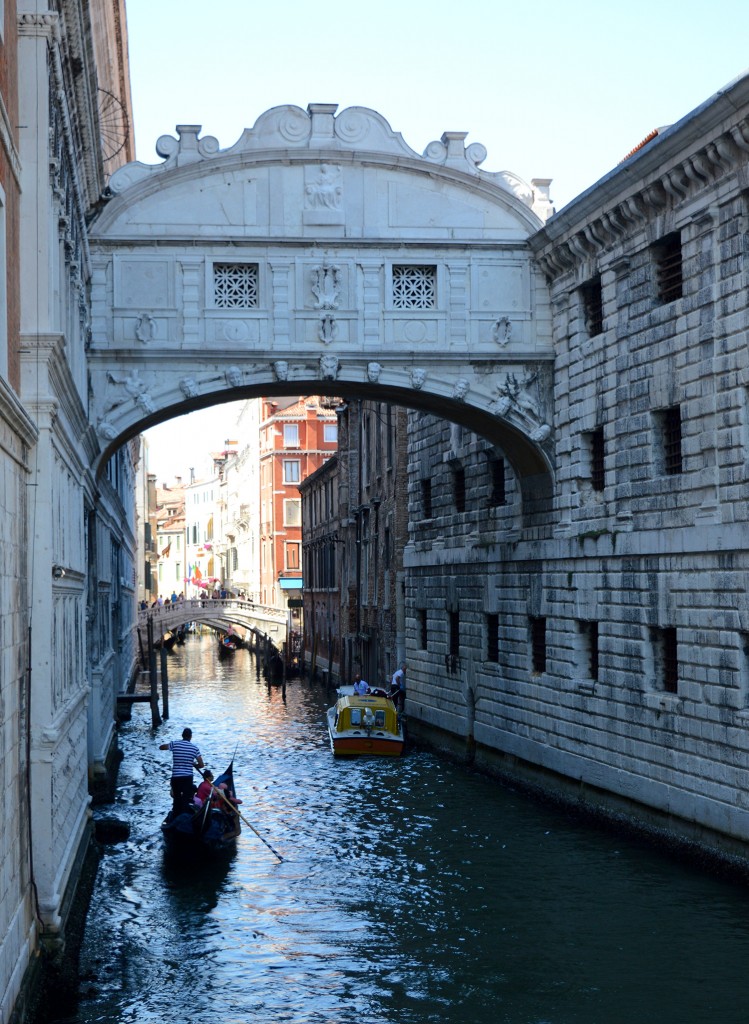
[259,396,339,610]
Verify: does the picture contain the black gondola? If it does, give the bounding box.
[160,763,241,855]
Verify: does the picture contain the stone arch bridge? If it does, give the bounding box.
[141,598,287,646]
[88,103,556,502]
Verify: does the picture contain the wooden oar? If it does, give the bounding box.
[201,768,284,862]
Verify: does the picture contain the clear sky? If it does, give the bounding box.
[128,0,749,480]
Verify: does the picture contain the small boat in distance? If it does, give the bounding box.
[327,687,405,757]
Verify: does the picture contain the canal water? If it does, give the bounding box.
[49,634,749,1023]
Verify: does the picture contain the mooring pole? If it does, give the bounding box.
[160,644,169,720]
[147,617,162,728]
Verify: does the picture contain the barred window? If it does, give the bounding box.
[652,233,683,304]
[392,265,436,309]
[580,275,604,336]
[421,477,433,519]
[486,613,499,663]
[588,427,605,492]
[655,406,683,476]
[530,616,547,674]
[213,263,259,308]
[651,626,678,694]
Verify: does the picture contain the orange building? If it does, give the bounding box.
[259,396,339,610]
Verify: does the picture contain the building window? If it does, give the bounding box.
[451,464,466,514]
[447,611,460,672]
[284,499,301,527]
[588,427,605,492]
[421,477,433,519]
[488,456,506,506]
[651,626,678,693]
[286,543,300,569]
[530,616,547,674]
[392,264,436,309]
[655,406,683,475]
[580,274,603,336]
[213,262,259,308]
[284,459,301,484]
[579,620,599,681]
[418,609,428,649]
[323,423,338,443]
[486,613,499,663]
[284,423,300,447]
[652,233,683,304]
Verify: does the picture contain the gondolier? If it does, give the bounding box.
[159,727,205,815]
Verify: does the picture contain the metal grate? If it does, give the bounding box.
[421,477,433,519]
[418,609,428,650]
[452,464,466,513]
[213,263,259,308]
[583,620,599,680]
[392,265,436,309]
[489,457,506,505]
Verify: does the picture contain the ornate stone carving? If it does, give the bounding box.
[305,164,342,210]
[179,377,199,398]
[97,417,118,441]
[453,377,470,401]
[366,361,382,383]
[410,367,427,390]
[135,313,156,343]
[318,315,337,345]
[319,354,339,380]
[225,365,242,387]
[273,360,289,382]
[492,317,512,347]
[106,369,155,414]
[311,264,340,309]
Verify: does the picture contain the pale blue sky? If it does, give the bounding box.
[130,0,749,481]
[126,0,749,211]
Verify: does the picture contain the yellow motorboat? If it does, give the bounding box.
[326,689,404,757]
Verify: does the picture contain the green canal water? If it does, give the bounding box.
[45,634,749,1023]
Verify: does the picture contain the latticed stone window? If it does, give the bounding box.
[392,265,436,309]
[213,263,259,308]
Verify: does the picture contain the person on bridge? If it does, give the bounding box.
[159,728,205,816]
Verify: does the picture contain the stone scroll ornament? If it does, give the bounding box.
[135,313,156,344]
[97,417,118,441]
[319,315,337,345]
[311,264,340,310]
[319,354,339,380]
[492,317,512,347]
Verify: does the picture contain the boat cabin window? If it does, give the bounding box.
[350,708,362,726]
[374,710,386,727]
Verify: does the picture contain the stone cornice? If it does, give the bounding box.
[529,71,749,282]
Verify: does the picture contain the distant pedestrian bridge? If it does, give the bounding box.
[88,103,557,502]
[140,598,287,645]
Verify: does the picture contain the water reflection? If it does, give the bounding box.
[50,634,749,1023]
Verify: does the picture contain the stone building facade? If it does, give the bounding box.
[406,72,749,858]
[2,3,136,1021]
[301,399,409,689]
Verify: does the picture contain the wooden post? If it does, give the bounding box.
[160,644,169,720]
[148,617,162,728]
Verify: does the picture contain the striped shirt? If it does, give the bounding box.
[168,739,201,777]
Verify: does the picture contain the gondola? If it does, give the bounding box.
[160,763,241,855]
[218,633,239,656]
